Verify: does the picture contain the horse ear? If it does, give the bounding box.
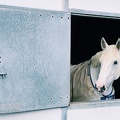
[101,37,108,50]
[116,38,120,50]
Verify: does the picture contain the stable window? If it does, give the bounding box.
[71,13,120,100]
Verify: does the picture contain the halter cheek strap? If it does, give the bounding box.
[87,61,115,100]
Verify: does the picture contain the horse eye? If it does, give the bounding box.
[114,61,118,65]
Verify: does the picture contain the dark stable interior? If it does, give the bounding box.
[71,15,120,99]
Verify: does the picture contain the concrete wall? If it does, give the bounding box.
[0,0,120,13]
[0,1,120,120]
[0,108,62,120]
[69,0,120,13]
[0,0,63,10]
[67,101,120,120]
[68,106,120,120]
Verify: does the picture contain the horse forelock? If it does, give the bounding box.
[91,45,120,68]
[100,45,120,63]
[99,45,120,79]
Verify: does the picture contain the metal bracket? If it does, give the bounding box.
[0,66,7,79]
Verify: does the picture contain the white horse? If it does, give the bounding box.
[71,37,120,101]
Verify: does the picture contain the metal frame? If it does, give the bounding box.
[70,8,120,108]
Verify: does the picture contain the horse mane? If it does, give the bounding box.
[91,51,102,68]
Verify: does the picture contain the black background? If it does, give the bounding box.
[71,15,120,99]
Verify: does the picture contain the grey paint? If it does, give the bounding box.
[0,5,70,113]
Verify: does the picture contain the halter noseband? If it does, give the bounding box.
[87,61,115,100]
[100,88,115,100]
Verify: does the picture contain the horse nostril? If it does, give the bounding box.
[94,84,106,93]
[99,85,106,93]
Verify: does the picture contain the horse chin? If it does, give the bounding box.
[98,86,106,93]
[102,83,113,94]
[106,81,113,89]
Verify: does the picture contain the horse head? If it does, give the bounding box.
[91,37,120,96]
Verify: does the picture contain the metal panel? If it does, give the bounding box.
[0,5,70,113]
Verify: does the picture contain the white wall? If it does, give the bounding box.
[0,0,63,10]
[0,1,120,120]
[67,106,120,120]
[0,108,62,120]
[69,0,120,14]
[0,0,120,14]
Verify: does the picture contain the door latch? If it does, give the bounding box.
[0,66,7,79]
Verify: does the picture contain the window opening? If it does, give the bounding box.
[71,15,120,100]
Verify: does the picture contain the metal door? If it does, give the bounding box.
[0,5,70,113]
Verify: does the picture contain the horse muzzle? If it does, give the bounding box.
[95,84,106,93]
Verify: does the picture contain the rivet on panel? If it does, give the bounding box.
[39,98,42,101]
[50,97,53,100]
[60,96,62,99]
[66,96,69,99]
